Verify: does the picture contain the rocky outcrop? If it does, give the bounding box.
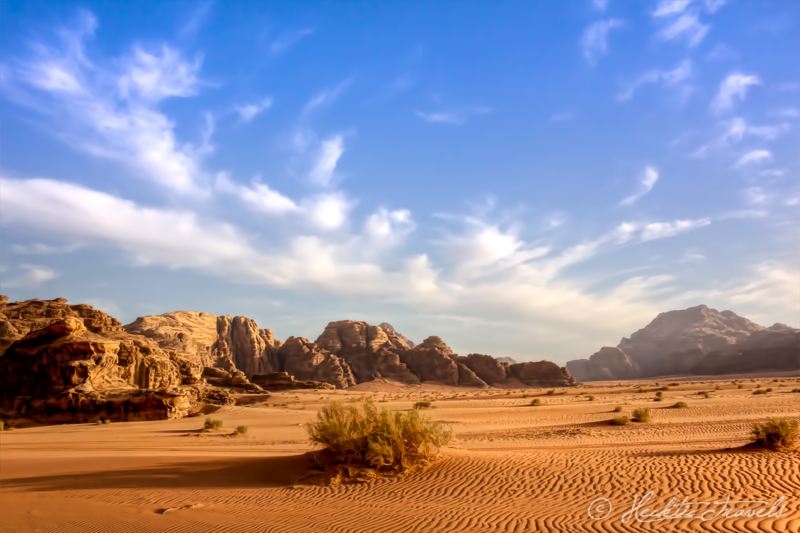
[314,321,419,384]
[399,336,461,386]
[509,361,577,387]
[459,353,512,385]
[277,337,356,389]
[0,317,202,424]
[567,305,800,381]
[251,372,336,391]
[200,367,266,394]
[124,312,283,376]
[378,322,416,349]
[456,363,488,388]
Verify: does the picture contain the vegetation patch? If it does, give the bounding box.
[613,406,623,412]
[750,419,798,450]
[612,416,630,426]
[234,425,249,436]
[413,401,432,410]
[530,399,542,406]
[674,401,688,408]
[632,408,651,422]
[204,418,223,430]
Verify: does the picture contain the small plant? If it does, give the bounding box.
[792,389,800,393]
[632,408,651,422]
[613,406,623,412]
[204,418,223,430]
[654,382,660,386]
[531,399,542,406]
[750,419,798,450]
[655,391,663,398]
[506,391,511,395]
[669,383,679,387]
[234,425,249,436]
[738,385,743,389]
[756,384,761,388]
[674,401,688,408]
[638,388,647,393]
[766,388,773,392]
[753,389,767,395]
[103,419,111,424]
[587,395,595,401]
[413,401,432,410]
[546,389,555,395]
[715,386,720,390]
[612,416,630,425]
[700,392,710,399]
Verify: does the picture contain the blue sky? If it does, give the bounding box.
[1,0,798,364]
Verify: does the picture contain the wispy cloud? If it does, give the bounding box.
[234,96,273,122]
[618,60,692,101]
[215,172,298,214]
[735,150,771,167]
[580,19,624,63]
[3,11,210,196]
[691,117,788,158]
[12,242,83,255]
[651,0,724,48]
[415,107,490,126]
[619,167,659,206]
[302,80,351,115]
[0,264,60,289]
[308,135,345,186]
[710,73,761,114]
[549,111,576,122]
[269,28,314,54]
[640,218,711,241]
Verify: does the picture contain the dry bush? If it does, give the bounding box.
[613,406,623,412]
[531,399,542,406]
[307,398,453,471]
[632,408,651,422]
[753,389,767,395]
[750,419,798,450]
[546,389,555,395]
[587,395,595,401]
[413,401,432,410]
[204,418,223,430]
[234,425,249,436]
[612,416,630,425]
[674,401,688,408]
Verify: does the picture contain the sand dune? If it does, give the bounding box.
[1,378,799,532]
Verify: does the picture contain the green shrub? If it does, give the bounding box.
[613,406,623,412]
[655,391,663,398]
[612,416,630,425]
[103,419,111,424]
[632,408,651,422]
[700,392,710,399]
[531,399,542,406]
[234,425,249,436]
[750,419,798,450]
[674,401,688,408]
[753,389,767,395]
[204,418,223,430]
[413,401,432,410]
[546,389,555,395]
[307,398,453,470]
[587,395,595,401]
[638,388,647,393]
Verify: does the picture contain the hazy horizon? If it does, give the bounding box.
[1,1,798,365]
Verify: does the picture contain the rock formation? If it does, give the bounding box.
[378,322,416,348]
[458,353,512,385]
[567,305,800,381]
[509,361,577,387]
[277,337,357,389]
[251,372,336,391]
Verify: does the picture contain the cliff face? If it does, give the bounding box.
[567,305,800,381]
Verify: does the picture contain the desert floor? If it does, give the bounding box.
[2,374,799,533]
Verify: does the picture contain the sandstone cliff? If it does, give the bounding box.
[567,305,799,381]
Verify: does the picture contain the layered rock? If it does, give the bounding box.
[251,372,336,391]
[277,337,356,389]
[378,322,416,349]
[0,317,201,424]
[400,336,479,386]
[459,353,512,385]
[509,361,577,387]
[567,305,800,381]
[314,321,419,384]
[124,312,282,376]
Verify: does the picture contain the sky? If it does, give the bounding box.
[1,0,798,365]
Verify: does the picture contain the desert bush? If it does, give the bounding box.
[756,384,761,388]
[307,398,453,470]
[612,416,630,425]
[613,406,623,412]
[766,388,773,392]
[700,392,710,399]
[792,389,800,393]
[753,389,767,395]
[234,425,249,436]
[669,383,679,387]
[587,395,595,401]
[632,408,651,422]
[531,399,542,406]
[738,385,743,389]
[413,401,432,410]
[204,418,223,430]
[750,419,798,450]
[103,419,111,424]
[655,391,663,398]
[674,401,688,408]
[546,389,555,395]
[638,388,647,393]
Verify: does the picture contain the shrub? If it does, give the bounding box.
[753,389,767,395]
[413,401,432,410]
[204,418,223,430]
[307,398,453,470]
[792,389,800,393]
[234,425,249,436]
[613,406,623,412]
[612,416,630,425]
[674,401,688,408]
[103,419,111,424]
[638,388,647,393]
[669,383,679,387]
[700,392,710,399]
[531,399,542,406]
[766,388,773,392]
[632,408,651,422]
[587,395,595,401]
[655,391,663,398]
[715,386,720,390]
[750,419,798,450]
[546,389,555,395]
[756,384,761,388]
[738,385,743,389]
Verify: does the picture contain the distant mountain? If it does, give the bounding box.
[496,357,517,365]
[566,305,799,381]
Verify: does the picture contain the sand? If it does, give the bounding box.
[1,377,799,532]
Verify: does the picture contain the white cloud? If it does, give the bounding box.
[735,150,771,167]
[3,13,210,196]
[308,135,345,187]
[235,97,273,122]
[679,249,707,263]
[302,193,353,231]
[706,43,738,61]
[657,13,708,46]
[364,208,415,242]
[1,264,59,289]
[415,107,491,126]
[710,73,761,114]
[592,0,608,11]
[652,0,724,48]
[743,187,767,205]
[619,167,659,206]
[302,80,350,115]
[580,19,624,63]
[269,28,314,54]
[652,0,693,17]
[768,107,798,119]
[618,60,692,101]
[215,172,298,215]
[12,242,83,255]
[640,219,711,241]
[691,117,788,158]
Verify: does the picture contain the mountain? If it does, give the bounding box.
[566,305,799,381]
